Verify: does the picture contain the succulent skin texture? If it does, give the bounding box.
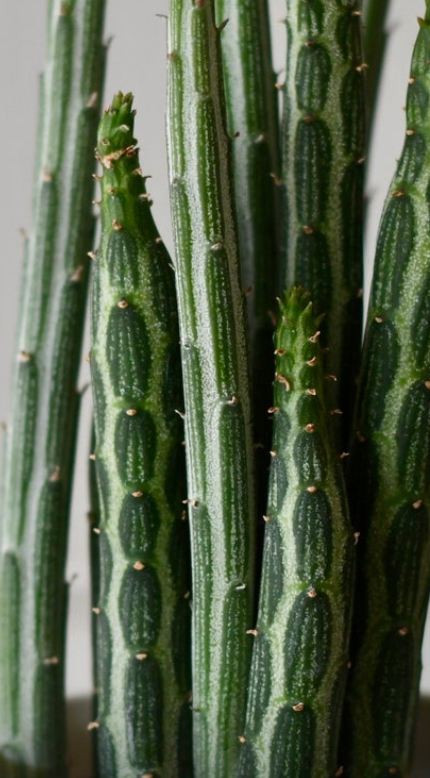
[237,288,354,778]
[166,2,256,776]
[344,7,430,776]
[281,0,365,448]
[0,1,106,775]
[90,92,191,778]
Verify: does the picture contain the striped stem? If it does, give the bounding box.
[90,93,191,777]
[0,2,106,775]
[238,288,354,778]
[363,0,392,140]
[281,0,366,448]
[344,7,430,776]
[166,1,256,776]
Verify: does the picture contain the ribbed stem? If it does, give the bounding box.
[90,93,191,777]
[281,0,365,448]
[238,288,354,778]
[0,2,106,775]
[344,7,430,776]
[166,2,256,776]
[363,0,392,142]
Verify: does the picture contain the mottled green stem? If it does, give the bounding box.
[90,93,191,777]
[0,2,106,775]
[214,0,281,428]
[363,0,392,141]
[281,0,365,448]
[344,8,430,776]
[238,288,354,778]
[167,2,256,776]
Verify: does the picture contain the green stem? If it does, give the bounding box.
[0,2,106,775]
[90,93,191,777]
[238,288,354,778]
[363,0,392,145]
[167,2,256,775]
[281,0,366,449]
[344,7,430,776]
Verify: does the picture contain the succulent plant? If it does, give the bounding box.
[0,1,106,774]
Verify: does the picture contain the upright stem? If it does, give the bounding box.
[167,1,256,775]
[0,2,106,775]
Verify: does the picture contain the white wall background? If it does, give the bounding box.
[0,0,428,715]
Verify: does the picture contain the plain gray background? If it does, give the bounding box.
[0,0,428,709]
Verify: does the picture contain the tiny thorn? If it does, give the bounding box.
[243,284,254,297]
[305,423,316,433]
[274,82,284,91]
[347,660,352,669]
[263,515,272,523]
[409,76,416,84]
[87,721,100,731]
[335,767,345,777]
[392,190,406,198]
[87,251,96,260]
[307,356,317,366]
[355,62,369,72]
[268,406,279,414]
[227,396,239,405]
[71,265,84,282]
[352,9,362,15]
[93,527,101,535]
[42,168,53,182]
[43,656,59,665]
[238,735,246,744]
[18,351,32,362]
[303,225,314,234]
[353,532,360,545]
[269,450,277,458]
[112,219,123,230]
[89,453,96,461]
[304,114,315,123]
[92,173,101,181]
[398,627,409,636]
[181,510,187,520]
[425,381,430,390]
[175,409,186,419]
[357,157,366,165]
[218,17,229,32]
[275,372,291,391]
[136,653,148,661]
[155,236,163,244]
[340,451,349,460]
[184,591,191,599]
[292,702,304,712]
[117,299,129,309]
[413,499,423,509]
[133,561,145,571]
[126,408,138,416]
[330,408,343,415]
[84,353,91,362]
[270,171,283,186]
[235,582,246,591]
[246,629,259,637]
[86,92,98,108]
[307,587,318,598]
[92,607,101,615]
[406,128,415,136]
[325,374,338,382]
[49,466,61,482]
[274,348,286,356]
[132,167,143,176]
[307,485,318,493]
[306,388,317,396]
[131,491,143,498]
[92,199,101,206]
[309,330,320,343]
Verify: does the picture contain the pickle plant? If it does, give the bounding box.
[1,1,430,778]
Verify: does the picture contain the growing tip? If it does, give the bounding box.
[96,92,137,159]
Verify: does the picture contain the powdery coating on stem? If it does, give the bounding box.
[167,2,256,776]
[237,288,354,778]
[281,0,365,448]
[0,1,106,775]
[344,6,430,776]
[90,92,191,778]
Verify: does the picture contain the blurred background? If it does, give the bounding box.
[0,0,429,770]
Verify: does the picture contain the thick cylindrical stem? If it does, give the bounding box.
[167,2,256,776]
[238,288,354,778]
[90,93,191,778]
[344,7,430,776]
[281,0,365,448]
[0,2,106,775]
